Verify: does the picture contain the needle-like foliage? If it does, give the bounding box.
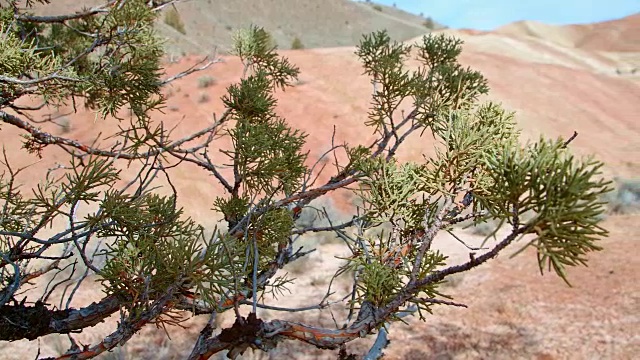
[0,1,612,359]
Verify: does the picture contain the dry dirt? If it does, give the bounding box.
[0,10,639,360]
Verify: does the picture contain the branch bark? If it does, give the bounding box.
[0,295,121,341]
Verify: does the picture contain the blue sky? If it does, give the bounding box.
[369,0,640,30]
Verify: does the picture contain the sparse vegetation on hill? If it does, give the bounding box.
[423,16,436,29]
[291,36,305,50]
[197,75,216,88]
[164,6,187,34]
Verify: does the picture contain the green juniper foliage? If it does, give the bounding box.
[0,1,612,357]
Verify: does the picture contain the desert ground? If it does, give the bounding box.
[0,7,638,360]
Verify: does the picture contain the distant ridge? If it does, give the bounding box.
[495,13,640,52]
[28,0,444,56]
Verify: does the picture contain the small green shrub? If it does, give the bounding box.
[291,36,304,50]
[423,17,435,29]
[164,7,186,35]
[197,75,216,88]
[372,4,383,12]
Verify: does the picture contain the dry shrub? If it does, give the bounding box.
[607,178,640,214]
[423,17,436,29]
[291,36,304,50]
[197,75,216,88]
[164,8,186,35]
[197,92,211,103]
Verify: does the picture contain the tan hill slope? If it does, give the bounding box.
[496,13,640,52]
[428,13,640,75]
[493,13,640,74]
[25,0,443,56]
